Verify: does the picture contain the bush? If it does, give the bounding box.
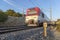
[0,11,8,22]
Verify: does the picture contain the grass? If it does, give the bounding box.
[56,23,60,32]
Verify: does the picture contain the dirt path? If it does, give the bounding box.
[54,31,60,40]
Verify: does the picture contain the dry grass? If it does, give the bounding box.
[56,23,60,32]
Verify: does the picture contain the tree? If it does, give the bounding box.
[17,12,22,17]
[6,9,15,16]
[6,9,22,17]
[0,10,8,22]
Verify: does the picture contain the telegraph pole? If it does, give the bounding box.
[50,7,52,21]
[50,0,52,21]
[50,0,54,31]
[22,8,24,17]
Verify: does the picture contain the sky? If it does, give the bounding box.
[0,0,60,21]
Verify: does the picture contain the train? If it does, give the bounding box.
[25,7,50,26]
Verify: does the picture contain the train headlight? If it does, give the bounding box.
[26,18,29,19]
[34,17,36,18]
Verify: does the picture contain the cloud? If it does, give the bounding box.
[3,0,16,6]
[3,0,22,10]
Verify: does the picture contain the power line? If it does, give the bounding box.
[29,0,44,11]
[34,0,52,21]
[34,0,41,6]
[29,0,40,7]
[13,0,26,13]
[29,0,37,7]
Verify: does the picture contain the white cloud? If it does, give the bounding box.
[3,0,16,6]
[3,0,22,10]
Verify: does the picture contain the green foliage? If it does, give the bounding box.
[0,10,8,22]
[17,12,22,17]
[0,9,23,22]
[56,21,60,31]
[6,9,22,17]
[6,9,15,16]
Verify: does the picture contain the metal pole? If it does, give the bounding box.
[50,0,52,21]
[50,7,52,21]
[22,8,24,17]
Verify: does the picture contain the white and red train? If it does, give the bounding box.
[25,7,50,26]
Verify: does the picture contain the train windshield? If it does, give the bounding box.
[28,10,37,15]
[26,7,40,16]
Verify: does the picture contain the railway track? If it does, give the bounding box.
[0,25,39,34]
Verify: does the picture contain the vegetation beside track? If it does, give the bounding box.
[0,10,8,22]
[0,9,24,22]
[56,19,60,31]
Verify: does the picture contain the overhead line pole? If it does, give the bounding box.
[50,0,52,21]
[50,7,52,21]
[22,8,24,17]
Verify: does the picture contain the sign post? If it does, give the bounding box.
[43,22,47,37]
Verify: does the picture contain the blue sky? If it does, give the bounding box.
[0,0,60,20]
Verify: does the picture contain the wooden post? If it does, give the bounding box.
[43,22,47,37]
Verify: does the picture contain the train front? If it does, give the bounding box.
[25,7,40,26]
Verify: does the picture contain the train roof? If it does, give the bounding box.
[27,7,40,10]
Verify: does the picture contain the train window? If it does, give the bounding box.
[42,13,44,18]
